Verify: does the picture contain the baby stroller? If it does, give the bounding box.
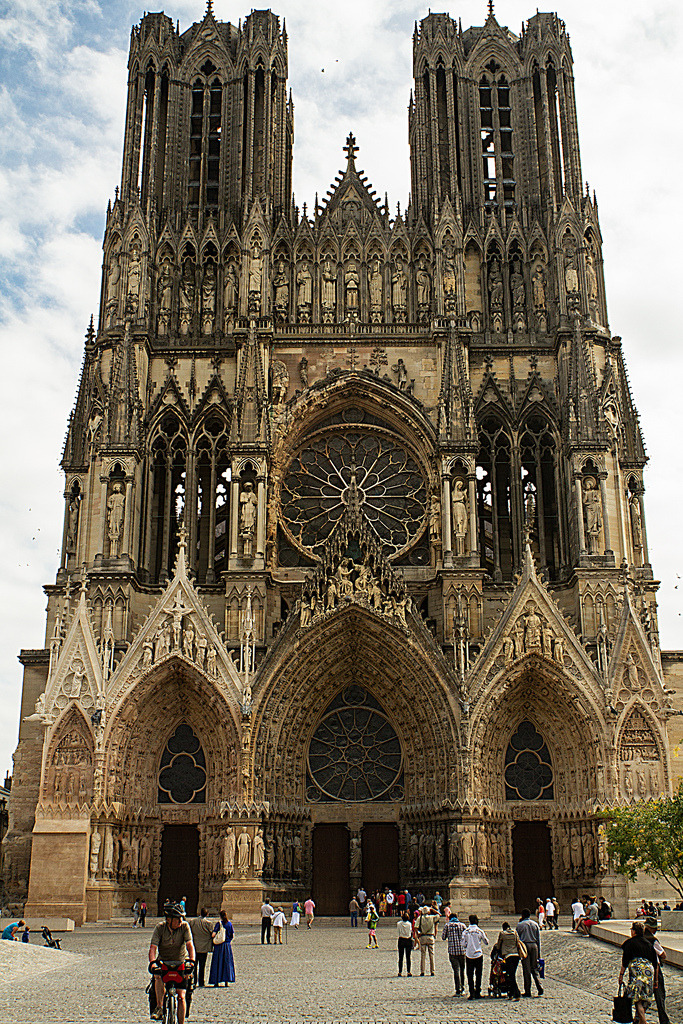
[41,926,61,949]
[488,953,508,998]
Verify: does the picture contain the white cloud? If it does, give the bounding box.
[0,0,681,779]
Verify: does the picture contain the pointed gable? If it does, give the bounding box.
[43,584,104,722]
[319,133,387,230]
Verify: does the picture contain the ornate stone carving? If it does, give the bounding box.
[107,482,125,557]
[239,482,258,558]
[201,261,216,334]
[583,476,602,554]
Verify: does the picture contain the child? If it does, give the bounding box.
[366,901,379,948]
[21,926,30,943]
[272,906,286,944]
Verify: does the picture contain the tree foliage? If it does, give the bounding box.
[603,782,683,901]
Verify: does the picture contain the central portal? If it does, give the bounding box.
[312,824,349,915]
[512,821,552,913]
[362,823,399,894]
[158,825,199,915]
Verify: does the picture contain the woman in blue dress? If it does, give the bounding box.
[208,910,236,986]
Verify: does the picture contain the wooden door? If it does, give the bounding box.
[512,821,552,913]
[312,824,349,915]
[362,823,399,894]
[157,825,199,916]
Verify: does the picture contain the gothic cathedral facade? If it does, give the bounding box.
[4,6,679,922]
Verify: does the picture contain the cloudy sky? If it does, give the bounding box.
[0,0,681,778]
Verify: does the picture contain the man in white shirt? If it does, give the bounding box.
[545,897,557,930]
[571,896,584,931]
[260,898,275,944]
[463,914,488,999]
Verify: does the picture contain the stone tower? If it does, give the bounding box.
[4,6,676,925]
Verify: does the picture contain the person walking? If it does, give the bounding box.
[417,904,440,976]
[190,908,214,988]
[545,897,556,930]
[357,886,366,910]
[442,912,467,995]
[463,914,488,999]
[644,916,670,1024]
[140,900,147,927]
[386,889,395,917]
[397,910,413,975]
[366,901,379,948]
[493,921,521,1001]
[272,906,286,944]
[208,910,235,987]
[516,909,543,997]
[132,898,140,927]
[619,921,659,1024]
[260,898,275,944]
[291,899,301,929]
[349,895,359,927]
[304,896,315,928]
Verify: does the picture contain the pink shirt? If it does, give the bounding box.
[304,899,315,915]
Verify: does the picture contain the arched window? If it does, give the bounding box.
[158,723,207,804]
[477,417,513,581]
[504,720,553,801]
[520,414,562,579]
[194,415,230,581]
[188,62,223,222]
[479,64,515,209]
[147,412,187,581]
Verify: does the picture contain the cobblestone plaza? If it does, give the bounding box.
[1,921,682,1023]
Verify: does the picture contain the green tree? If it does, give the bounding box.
[603,782,683,901]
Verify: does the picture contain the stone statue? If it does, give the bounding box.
[524,604,542,651]
[585,251,599,316]
[272,360,289,405]
[564,253,579,295]
[293,833,303,875]
[248,243,263,311]
[273,259,289,318]
[626,654,639,689]
[253,827,265,873]
[106,248,121,325]
[448,828,460,873]
[442,242,457,310]
[511,260,525,308]
[392,258,407,315]
[179,259,195,335]
[296,259,312,317]
[182,625,194,661]
[429,494,440,548]
[223,260,237,326]
[344,259,359,317]
[127,241,142,303]
[321,258,336,321]
[157,261,173,334]
[239,482,258,558]
[66,497,80,553]
[542,627,553,659]
[369,257,383,318]
[569,826,583,876]
[299,357,308,388]
[452,479,469,557]
[237,826,251,873]
[103,827,114,876]
[89,829,101,877]
[561,828,571,874]
[475,826,487,874]
[300,594,312,628]
[435,829,445,872]
[503,636,514,665]
[207,645,217,676]
[416,255,431,308]
[224,827,236,876]
[630,495,642,556]
[196,633,207,671]
[513,617,526,658]
[597,824,609,873]
[461,829,474,872]
[201,261,216,334]
[488,259,503,307]
[325,576,338,612]
[408,831,418,872]
[350,835,362,873]
[139,835,151,879]
[107,482,125,557]
[583,477,602,554]
[553,635,565,666]
[532,261,546,308]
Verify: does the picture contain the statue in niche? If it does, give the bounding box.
[248,242,263,313]
[630,494,643,559]
[408,831,418,872]
[511,260,525,309]
[435,829,445,872]
[624,766,634,800]
[569,826,582,876]
[597,825,609,873]
[239,482,258,558]
[223,260,237,327]
[139,835,151,880]
[391,257,407,320]
[350,835,362,873]
[369,257,383,321]
[272,360,289,405]
[103,827,114,876]
[344,259,360,319]
[429,494,441,554]
[89,829,101,877]
[127,241,142,313]
[503,635,515,665]
[488,259,503,332]
[553,635,565,666]
[452,479,469,557]
[392,358,408,390]
[224,826,236,876]
[532,260,546,309]
[524,603,542,652]
[201,262,216,334]
[253,827,265,874]
[196,633,207,671]
[448,828,460,873]
[293,833,302,875]
[513,617,526,658]
[564,251,579,297]
[325,575,338,612]
[179,259,195,336]
[636,764,648,798]
[585,251,599,319]
[182,625,194,661]
[156,261,173,335]
[273,259,289,320]
[416,255,431,320]
[239,823,252,872]
[207,645,217,676]
[321,258,336,322]
[475,826,487,874]
[107,482,125,557]
[461,829,475,872]
[105,246,121,325]
[625,654,639,689]
[296,258,312,321]
[66,496,80,553]
[542,627,553,659]
[300,594,312,628]
[443,241,457,312]
[582,477,602,554]
[299,356,308,388]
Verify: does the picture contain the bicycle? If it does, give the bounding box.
[149,959,194,1024]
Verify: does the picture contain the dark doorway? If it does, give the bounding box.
[512,821,552,913]
[362,823,399,894]
[158,825,199,916]
[312,824,349,915]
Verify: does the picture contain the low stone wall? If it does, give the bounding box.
[661,910,683,931]
[592,921,683,969]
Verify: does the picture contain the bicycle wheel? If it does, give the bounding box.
[164,987,177,1024]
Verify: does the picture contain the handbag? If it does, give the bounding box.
[212,922,226,945]
[516,935,528,959]
[612,983,632,1023]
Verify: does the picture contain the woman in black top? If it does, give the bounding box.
[618,922,659,1024]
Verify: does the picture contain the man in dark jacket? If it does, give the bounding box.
[516,909,543,997]
[189,908,214,987]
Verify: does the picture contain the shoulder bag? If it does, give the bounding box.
[612,983,632,1023]
[213,922,226,945]
[516,934,528,959]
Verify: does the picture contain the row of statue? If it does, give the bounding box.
[621,759,660,802]
[556,821,609,877]
[502,603,566,666]
[139,597,218,677]
[45,764,92,804]
[88,825,153,881]
[205,824,305,881]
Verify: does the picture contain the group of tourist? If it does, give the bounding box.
[571,894,612,935]
[260,897,316,940]
[1,918,29,942]
[131,897,148,927]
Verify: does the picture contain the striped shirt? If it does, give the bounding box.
[442,917,467,956]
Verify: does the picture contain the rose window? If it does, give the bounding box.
[504,720,554,801]
[158,723,207,804]
[307,686,403,802]
[280,428,427,557]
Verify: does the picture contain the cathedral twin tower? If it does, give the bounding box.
[5,5,675,923]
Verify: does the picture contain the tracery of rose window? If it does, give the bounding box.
[279,428,428,557]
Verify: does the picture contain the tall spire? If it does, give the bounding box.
[487,0,495,16]
[205,0,214,17]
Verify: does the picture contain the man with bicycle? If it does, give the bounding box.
[149,900,196,1023]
